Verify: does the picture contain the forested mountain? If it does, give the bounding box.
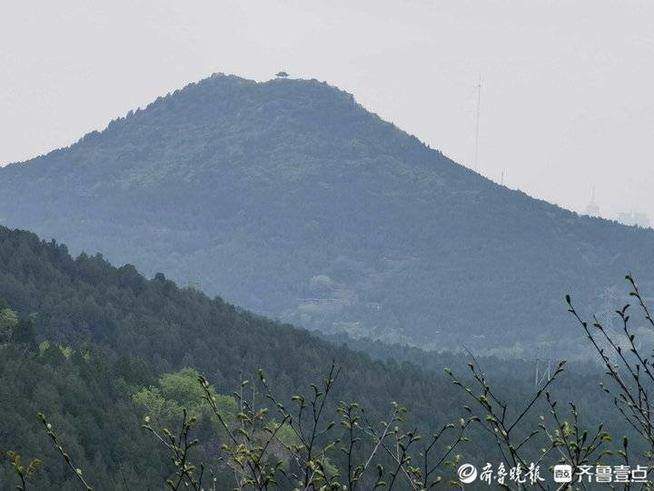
[1,74,653,355]
[0,225,456,416]
[0,226,639,488]
[0,225,461,488]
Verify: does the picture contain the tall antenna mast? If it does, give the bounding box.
[473,75,482,171]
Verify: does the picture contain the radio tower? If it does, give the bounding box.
[473,75,482,171]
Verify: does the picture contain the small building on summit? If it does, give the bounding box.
[585,188,600,217]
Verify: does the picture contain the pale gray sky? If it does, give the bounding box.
[2,1,653,220]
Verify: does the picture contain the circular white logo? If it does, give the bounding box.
[457,463,478,484]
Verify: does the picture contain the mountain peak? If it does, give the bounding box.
[10,72,443,186]
[140,73,360,120]
[1,74,652,357]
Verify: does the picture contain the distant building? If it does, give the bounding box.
[585,188,600,217]
[186,279,201,291]
[585,200,600,217]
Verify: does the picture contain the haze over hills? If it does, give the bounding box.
[1,73,653,355]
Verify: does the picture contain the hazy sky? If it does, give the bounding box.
[2,1,653,220]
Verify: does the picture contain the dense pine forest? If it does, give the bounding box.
[0,225,651,489]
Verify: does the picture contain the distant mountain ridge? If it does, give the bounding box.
[1,73,653,356]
